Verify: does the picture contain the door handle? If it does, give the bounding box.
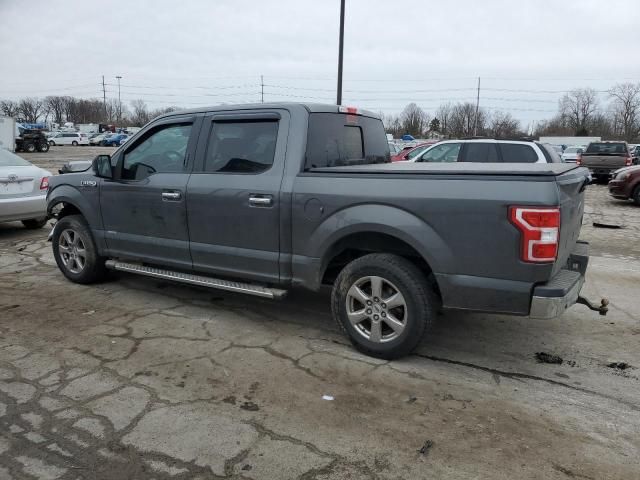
[162,191,182,201]
[249,195,273,207]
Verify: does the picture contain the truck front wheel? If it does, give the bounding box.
[24,142,36,153]
[37,142,50,152]
[331,253,436,359]
[52,215,106,284]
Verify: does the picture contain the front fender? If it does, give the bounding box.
[47,184,103,230]
[309,204,453,274]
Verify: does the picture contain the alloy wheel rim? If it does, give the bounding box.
[58,229,87,274]
[346,275,408,343]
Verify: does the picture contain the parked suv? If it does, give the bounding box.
[48,132,89,146]
[411,139,561,163]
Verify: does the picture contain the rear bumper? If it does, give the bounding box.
[529,241,588,319]
[0,194,47,223]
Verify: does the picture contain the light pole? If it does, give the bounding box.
[116,75,122,123]
[336,0,345,105]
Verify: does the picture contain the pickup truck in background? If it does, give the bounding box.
[578,141,633,182]
[45,103,603,359]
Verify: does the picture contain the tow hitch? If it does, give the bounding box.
[577,296,609,316]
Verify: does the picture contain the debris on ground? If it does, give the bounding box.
[419,440,434,456]
[592,222,623,229]
[535,352,563,365]
[406,395,417,403]
[17,246,26,251]
[240,401,260,411]
[322,395,334,401]
[82,310,96,315]
[608,362,631,370]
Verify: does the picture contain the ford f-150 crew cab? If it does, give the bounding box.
[46,103,603,359]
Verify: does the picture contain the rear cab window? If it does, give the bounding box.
[304,113,390,170]
[585,142,628,154]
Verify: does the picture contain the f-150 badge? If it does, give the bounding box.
[80,180,97,187]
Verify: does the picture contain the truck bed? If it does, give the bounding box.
[309,162,582,177]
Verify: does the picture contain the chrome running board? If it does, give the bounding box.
[105,260,287,299]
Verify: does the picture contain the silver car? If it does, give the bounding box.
[0,148,52,229]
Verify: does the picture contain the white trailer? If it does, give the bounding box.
[539,136,601,149]
[0,116,16,151]
[77,123,99,134]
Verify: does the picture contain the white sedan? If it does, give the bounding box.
[0,148,52,229]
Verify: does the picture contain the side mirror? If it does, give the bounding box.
[93,154,113,179]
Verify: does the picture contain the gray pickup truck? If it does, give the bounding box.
[46,103,604,359]
[579,141,633,182]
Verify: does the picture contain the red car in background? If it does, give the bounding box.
[391,141,439,162]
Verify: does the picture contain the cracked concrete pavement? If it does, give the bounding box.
[1,179,639,479]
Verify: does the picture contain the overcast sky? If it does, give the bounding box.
[1,0,639,125]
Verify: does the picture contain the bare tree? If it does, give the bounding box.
[17,97,44,123]
[129,100,150,127]
[448,102,487,137]
[399,103,428,137]
[559,88,598,135]
[0,100,19,117]
[435,103,453,137]
[609,82,640,142]
[45,96,67,125]
[488,111,521,138]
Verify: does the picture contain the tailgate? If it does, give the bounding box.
[581,154,626,169]
[553,167,589,275]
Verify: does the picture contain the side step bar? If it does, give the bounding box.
[105,260,288,300]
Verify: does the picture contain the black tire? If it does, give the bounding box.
[49,140,55,146]
[24,142,36,153]
[71,141,78,146]
[331,253,437,359]
[37,142,49,152]
[52,215,106,284]
[21,218,47,229]
[633,185,640,206]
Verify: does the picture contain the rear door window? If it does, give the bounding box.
[304,113,389,169]
[460,142,499,162]
[204,121,278,173]
[499,143,539,163]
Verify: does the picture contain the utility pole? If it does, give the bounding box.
[116,76,122,123]
[336,0,345,105]
[102,75,107,119]
[260,75,264,103]
[473,76,481,136]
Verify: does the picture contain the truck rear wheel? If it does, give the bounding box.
[52,215,106,284]
[24,142,36,153]
[331,253,436,359]
[633,186,640,206]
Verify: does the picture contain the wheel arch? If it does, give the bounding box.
[313,205,451,295]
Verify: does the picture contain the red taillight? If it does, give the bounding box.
[509,206,560,263]
[40,177,49,190]
[576,153,582,165]
[625,156,632,166]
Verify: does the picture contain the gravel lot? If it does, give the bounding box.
[1,147,639,479]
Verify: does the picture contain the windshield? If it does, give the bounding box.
[0,149,31,167]
[564,147,582,153]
